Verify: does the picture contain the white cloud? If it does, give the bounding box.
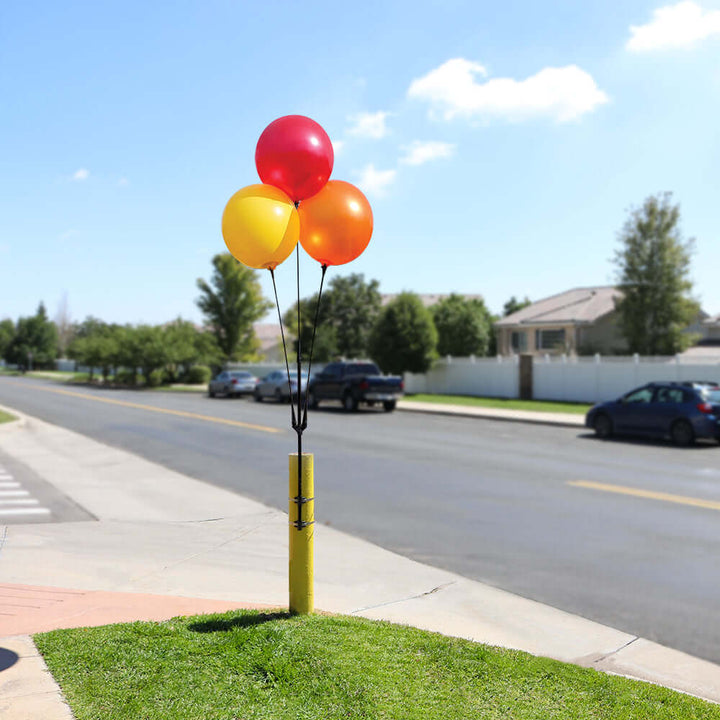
[331,139,345,156]
[356,164,396,196]
[117,177,129,187]
[400,141,456,166]
[627,1,720,52]
[72,168,89,181]
[408,58,608,123]
[347,111,391,139]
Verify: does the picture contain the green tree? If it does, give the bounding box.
[5,303,58,370]
[432,294,493,357]
[0,319,15,361]
[368,292,437,374]
[68,318,114,382]
[503,296,532,317]
[283,274,381,361]
[162,319,222,382]
[324,274,382,358]
[614,193,700,355]
[133,325,169,385]
[196,254,272,363]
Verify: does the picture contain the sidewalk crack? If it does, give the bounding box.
[124,524,266,586]
[351,581,457,614]
[593,636,640,665]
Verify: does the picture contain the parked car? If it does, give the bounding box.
[254,370,309,402]
[307,360,404,412]
[585,381,720,446]
[208,371,258,398]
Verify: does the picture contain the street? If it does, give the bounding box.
[1,375,719,664]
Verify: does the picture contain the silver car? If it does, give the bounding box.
[208,371,257,398]
[254,370,309,403]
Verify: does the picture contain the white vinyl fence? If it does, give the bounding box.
[404,356,519,398]
[404,354,720,404]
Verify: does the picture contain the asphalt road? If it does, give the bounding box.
[1,376,720,663]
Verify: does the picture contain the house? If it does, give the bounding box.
[253,323,284,362]
[495,286,627,356]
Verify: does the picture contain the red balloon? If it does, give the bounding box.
[255,115,334,203]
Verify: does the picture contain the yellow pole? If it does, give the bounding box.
[289,452,314,614]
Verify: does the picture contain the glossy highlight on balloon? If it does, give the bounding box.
[298,180,373,266]
[221,184,299,270]
[255,115,334,203]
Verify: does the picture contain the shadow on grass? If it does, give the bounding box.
[188,611,291,634]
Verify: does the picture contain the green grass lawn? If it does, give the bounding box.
[0,409,17,424]
[404,393,592,415]
[34,610,720,720]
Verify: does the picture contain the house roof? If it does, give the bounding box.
[495,286,622,328]
[253,323,282,352]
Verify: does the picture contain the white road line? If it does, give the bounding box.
[0,475,13,481]
[0,508,51,516]
[0,482,20,488]
[0,499,40,506]
[0,490,30,498]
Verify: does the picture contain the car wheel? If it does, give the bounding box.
[254,389,263,402]
[308,390,318,409]
[383,400,396,412]
[343,391,359,412]
[671,419,695,447]
[209,389,215,398]
[275,388,285,403]
[593,413,612,439]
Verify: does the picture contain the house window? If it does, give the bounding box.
[535,329,566,350]
[510,331,527,352]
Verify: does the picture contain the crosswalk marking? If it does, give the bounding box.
[0,468,52,521]
[0,508,51,516]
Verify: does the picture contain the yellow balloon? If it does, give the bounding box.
[222,184,299,269]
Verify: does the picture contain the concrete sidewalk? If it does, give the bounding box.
[397,398,586,427]
[1,403,719,719]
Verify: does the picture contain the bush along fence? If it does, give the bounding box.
[403,353,720,404]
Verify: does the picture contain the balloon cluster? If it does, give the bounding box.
[222,115,373,270]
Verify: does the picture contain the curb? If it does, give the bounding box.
[397,402,586,429]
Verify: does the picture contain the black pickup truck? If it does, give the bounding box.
[308,361,404,412]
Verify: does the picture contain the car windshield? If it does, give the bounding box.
[231,372,253,379]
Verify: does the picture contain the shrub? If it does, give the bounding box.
[113,370,137,386]
[69,372,92,383]
[146,369,167,387]
[184,365,212,385]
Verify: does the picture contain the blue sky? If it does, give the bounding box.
[2,0,719,327]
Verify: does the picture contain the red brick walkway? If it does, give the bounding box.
[0,584,270,636]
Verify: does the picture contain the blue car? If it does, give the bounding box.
[585,381,720,446]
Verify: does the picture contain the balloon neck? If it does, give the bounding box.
[264,262,278,271]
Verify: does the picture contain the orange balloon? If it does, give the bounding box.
[298,180,373,266]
